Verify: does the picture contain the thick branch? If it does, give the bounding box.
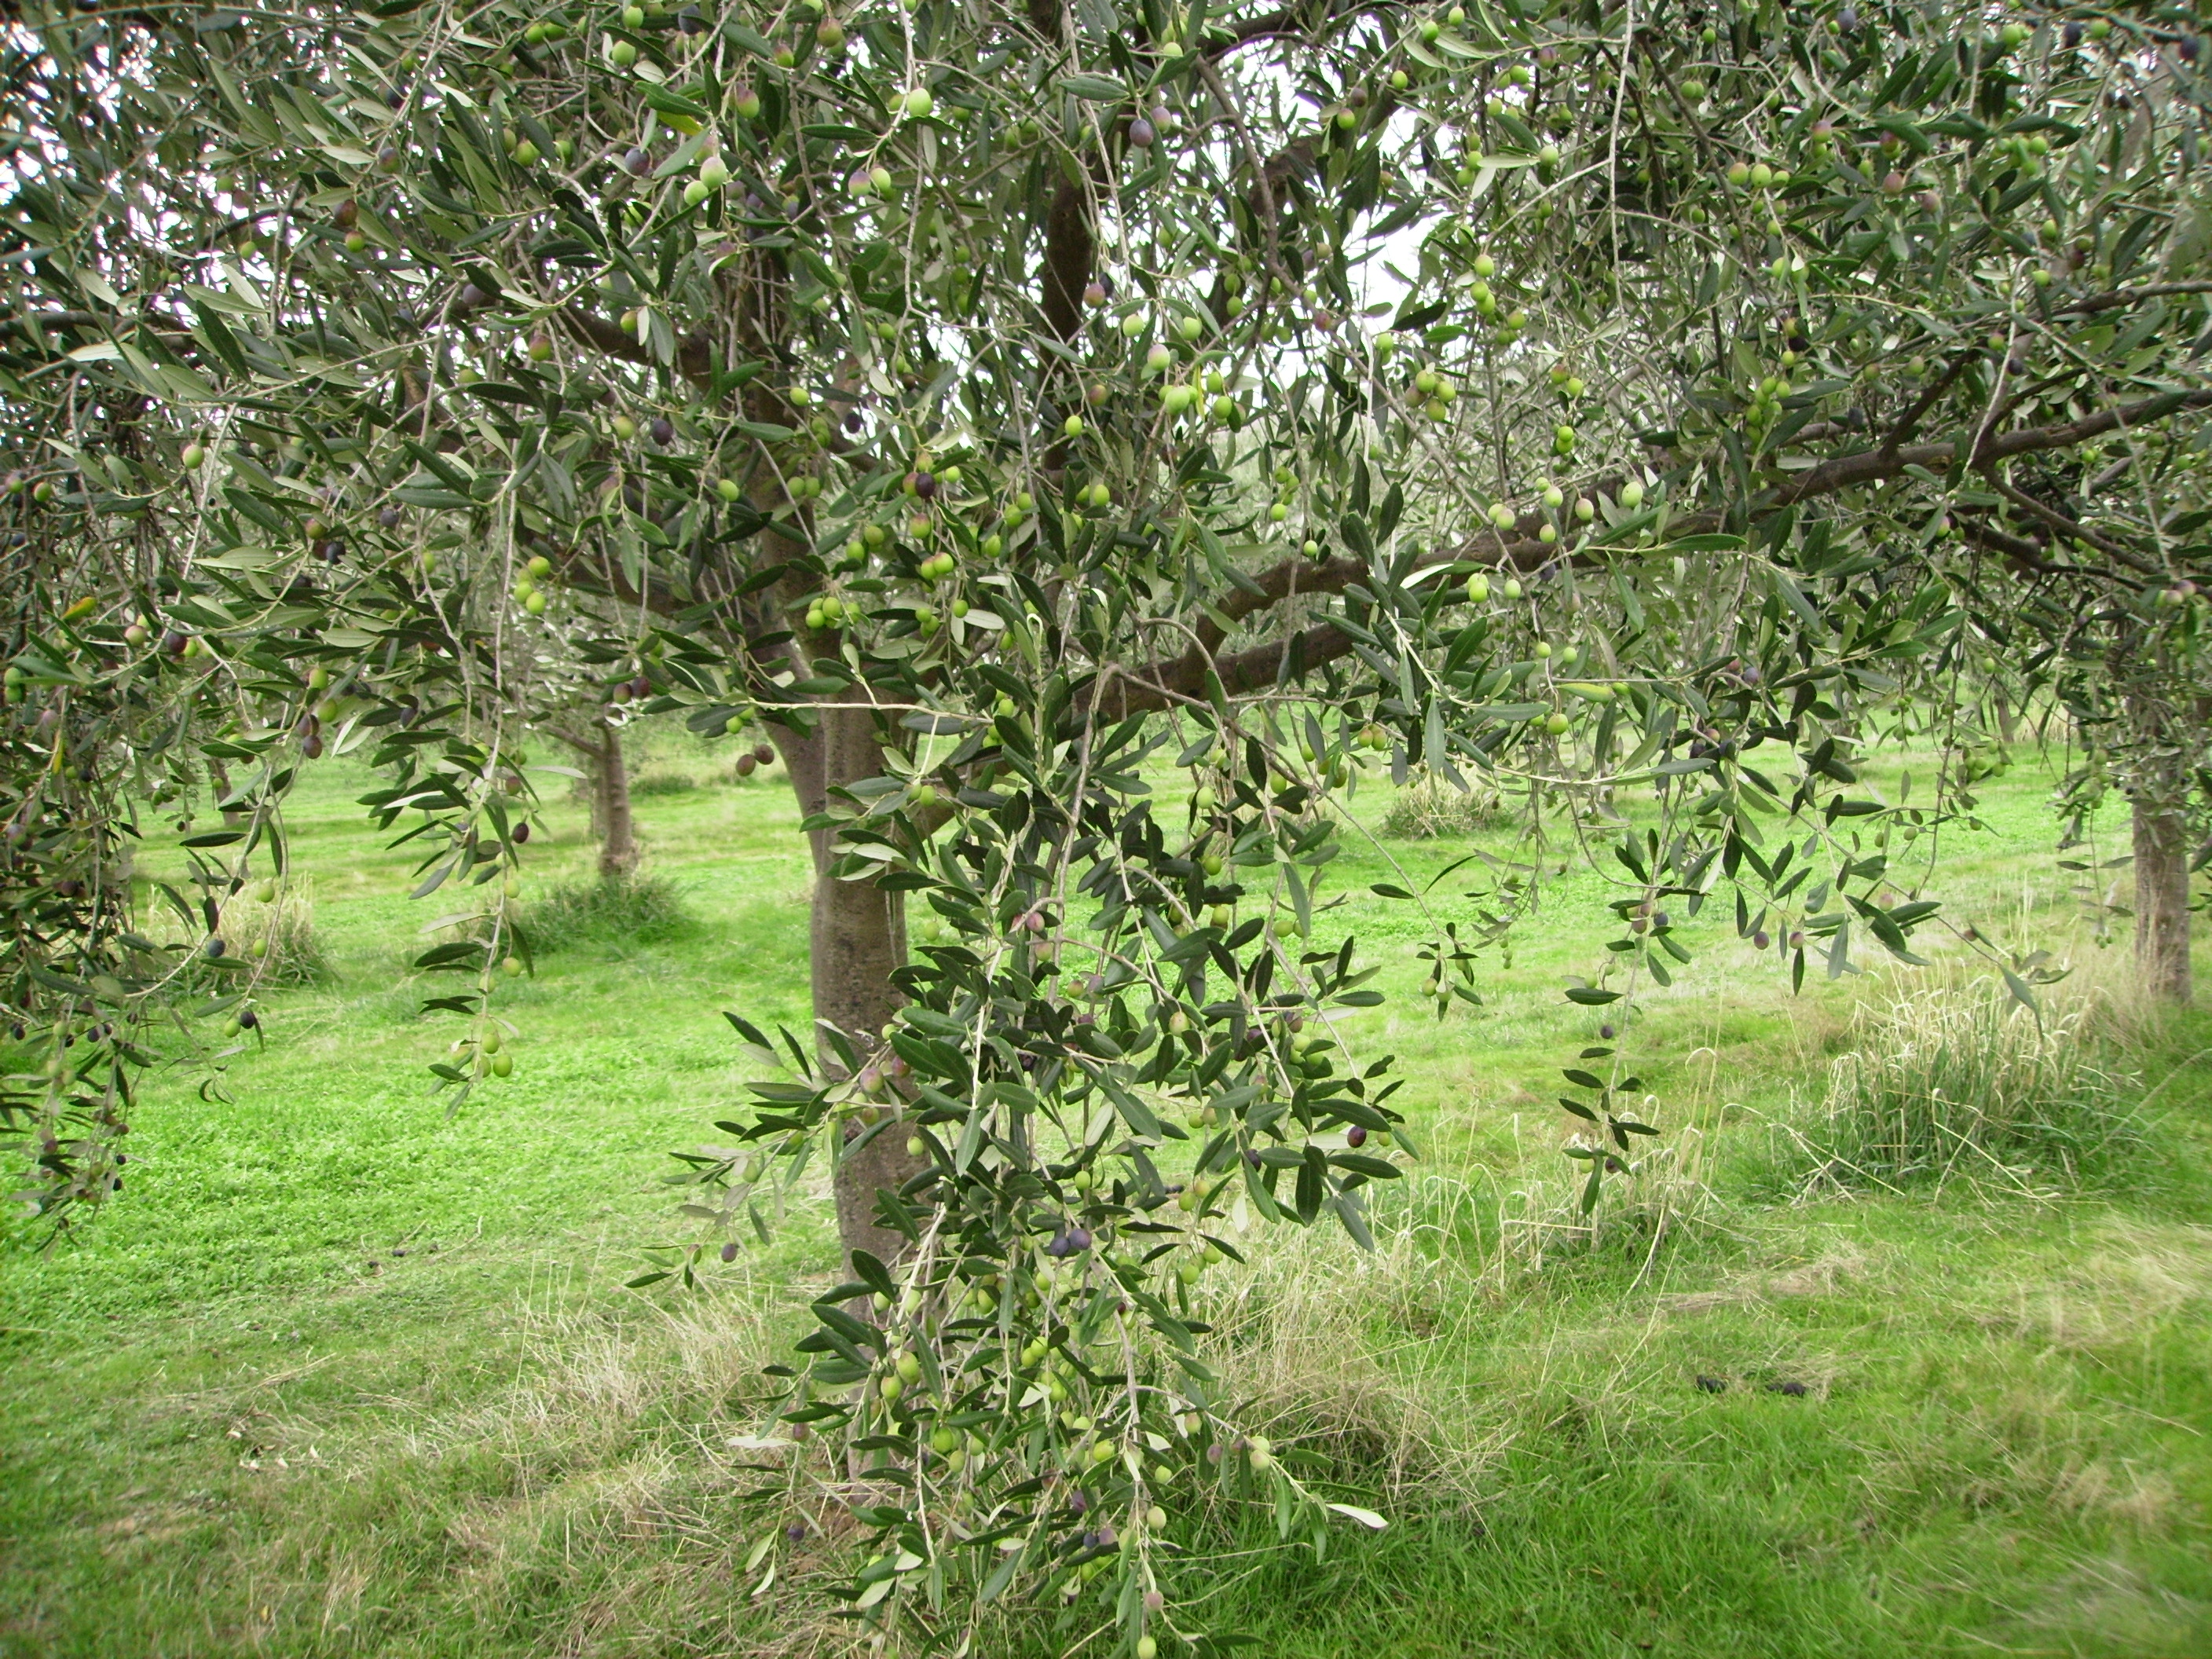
[1205,0,1375,58]
[2055,280,2212,317]
[1114,387,2212,711]
[561,306,713,383]
[1040,178,1094,347]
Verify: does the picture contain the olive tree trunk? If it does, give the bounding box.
[591,723,639,881]
[778,702,928,1269]
[550,715,639,880]
[2133,791,2194,1005]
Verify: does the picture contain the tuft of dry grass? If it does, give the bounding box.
[1793,971,2143,1196]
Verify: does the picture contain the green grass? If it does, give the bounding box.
[2,723,2208,1657]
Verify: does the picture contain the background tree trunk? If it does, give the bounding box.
[550,715,639,880]
[2133,791,2194,1005]
[780,704,928,1268]
[591,721,639,881]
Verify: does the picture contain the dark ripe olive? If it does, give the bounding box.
[334,198,358,229]
[630,674,651,698]
[379,507,401,528]
[512,822,530,844]
[238,1009,258,1029]
[650,417,675,445]
[162,630,186,656]
[913,470,937,500]
[1599,1024,1616,1039]
[205,937,225,958]
[2183,35,2203,63]
[736,753,757,777]
[1837,6,1858,31]
[624,147,650,175]
[320,538,345,562]
[1346,1125,1368,1148]
[2064,20,2083,46]
[753,741,774,765]
[721,1241,740,1262]
[457,282,488,311]
[1753,929,1771,950]
[1127,116,1155,148]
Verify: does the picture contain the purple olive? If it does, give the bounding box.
[913,470,937,500]
[205,937,226,958]
[512,822,530,844]
[238,1009,258,1029]
[1752,929,1771,950]
[1128,117,1155,148]
[720,1241,739,1262]
[1599,1024,1616,1039]
[1346,1125,1368,1148]
[624,148,650,175]
[650,417,675,446]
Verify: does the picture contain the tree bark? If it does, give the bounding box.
[2133,789,2194,1005]
[592,720,639,881]
[782,701,928,1269]
[550,714,639,879]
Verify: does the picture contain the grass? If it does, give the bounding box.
[1793,974,2146,1195]
[512,870,698,954]
[1,719,2208,1657]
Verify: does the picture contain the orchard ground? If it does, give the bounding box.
[2,724,2209,1659]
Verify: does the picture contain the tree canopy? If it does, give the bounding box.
[3,0,2209,1647]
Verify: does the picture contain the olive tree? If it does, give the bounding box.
[5,0,2210,1648]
